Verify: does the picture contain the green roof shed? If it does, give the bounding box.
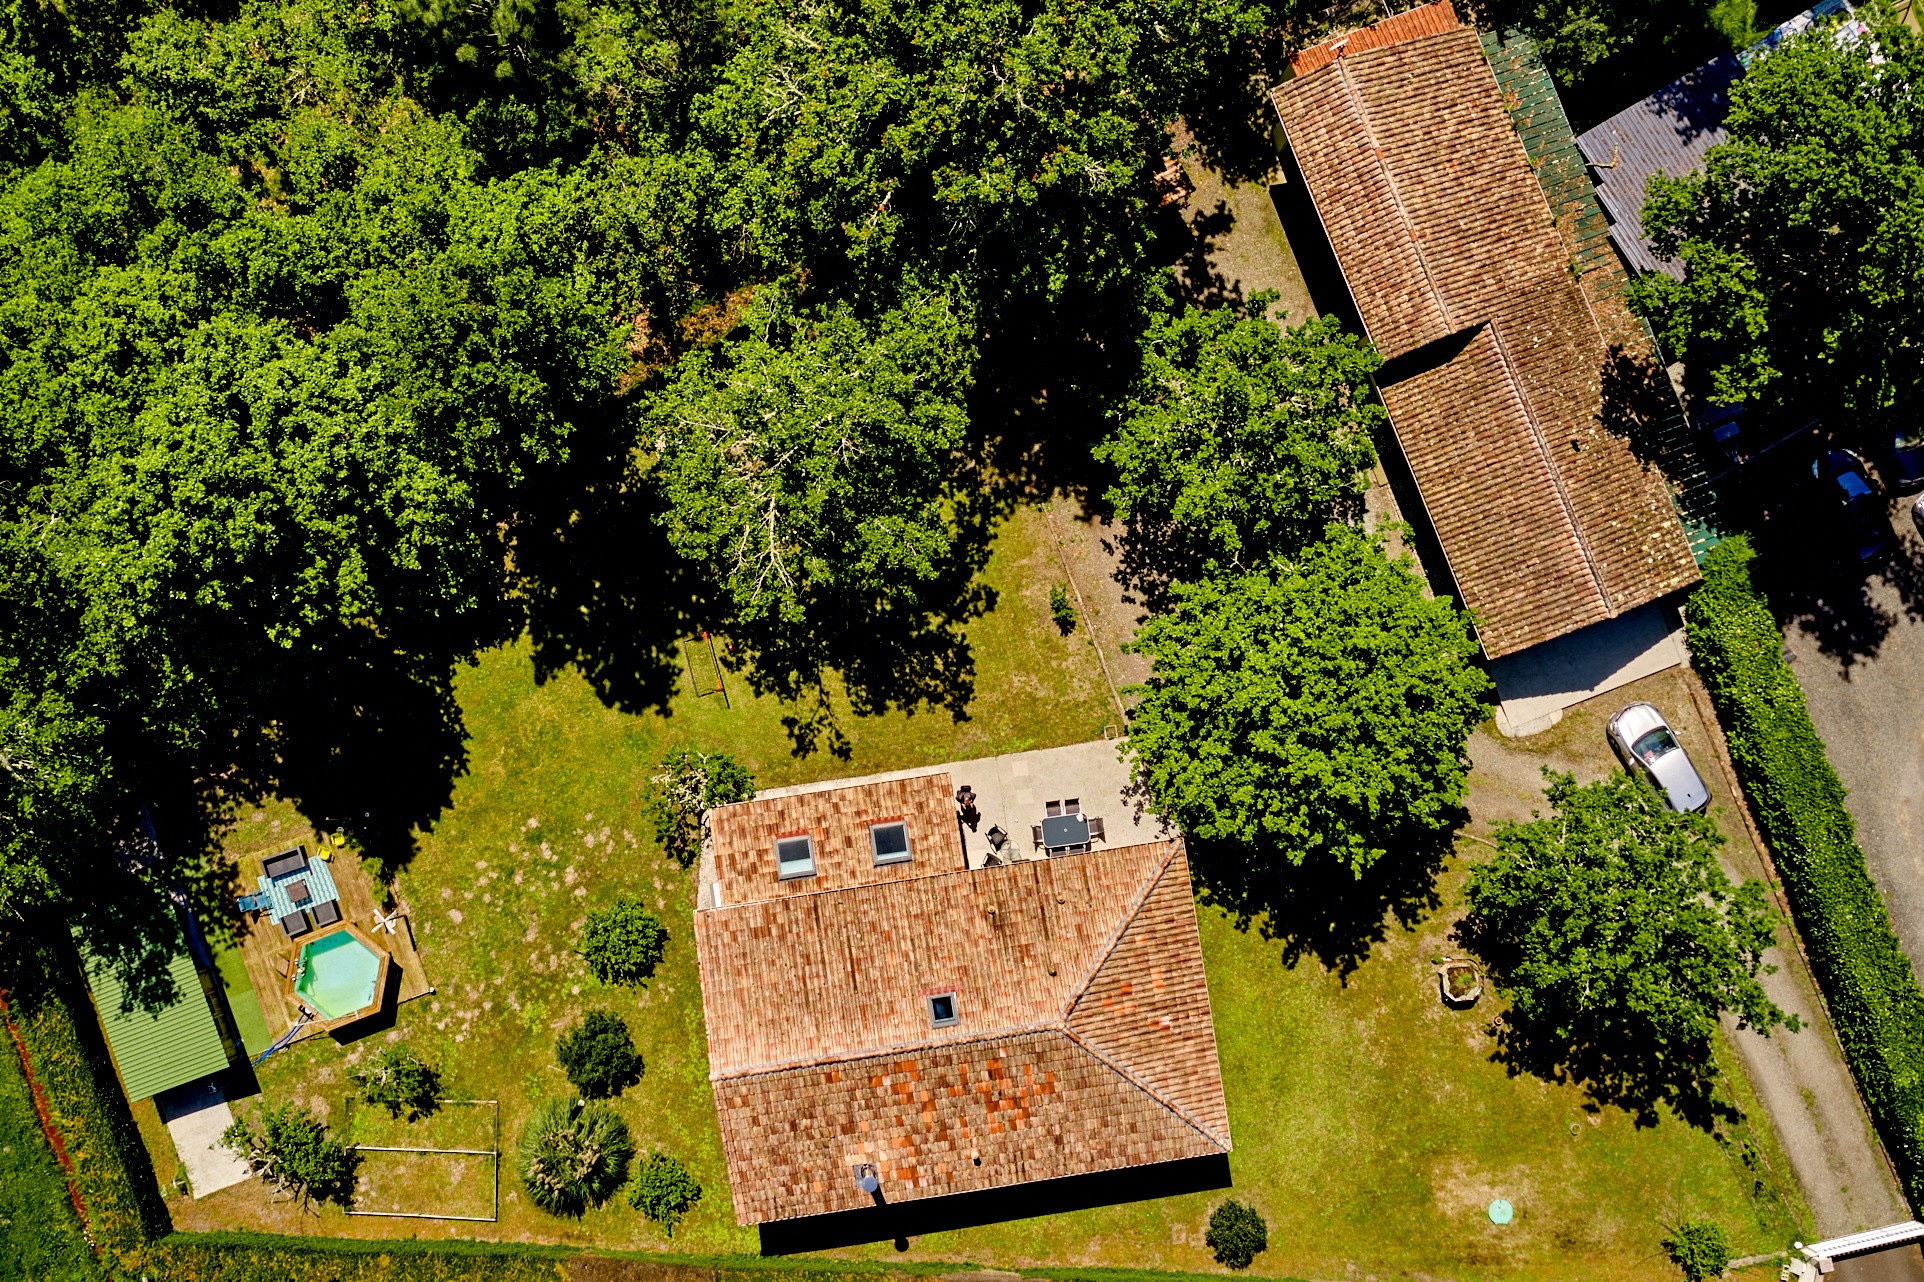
[79,939,231,1101]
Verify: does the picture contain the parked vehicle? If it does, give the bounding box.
[1883,425,1924,494]
[1812,448,1898,564]
[1607,702,1710,813]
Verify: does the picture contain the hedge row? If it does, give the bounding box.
[1685,535,1924,1202]
[125,1233,571,1281]
[0,927,172,1255]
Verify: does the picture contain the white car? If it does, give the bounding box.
[1606,702,1710,813]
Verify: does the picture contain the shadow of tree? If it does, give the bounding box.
[1186,821,1457,978]
[1470,1001,1741,1133]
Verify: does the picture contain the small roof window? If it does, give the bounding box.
[928,993,958,1028]
[775,835,816,880]
[870,820,912,866]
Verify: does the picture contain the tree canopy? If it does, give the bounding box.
[1632,12,1924,437]
[1461,770,1791,1117]
[0,0,1307,923]
[1096,295,1383,589]
[1123,524,1489,876]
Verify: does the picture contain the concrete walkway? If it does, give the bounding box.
[155,1077,251,1198]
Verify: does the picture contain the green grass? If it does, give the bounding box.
[0,1032,107,1282]
[174,504,1806,1279]
[214,941,271,1056]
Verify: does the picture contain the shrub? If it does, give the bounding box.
[1049,584,1077,634]
[1206,1198,1268,1269]
[580,895,669,986]
[517,1097,632,1216]
[555,1010,644,1099]
[642,748,756,867]
[221,1103,356,1208]
[1686,536,1924,1202]
[350,1043,441,1119]
[628,1151,703,1236]
[1663,1217,1731,1282]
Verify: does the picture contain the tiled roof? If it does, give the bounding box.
[696,840,1229,1224]
[1289,0,1460,77]
[1270,21,1698,658]
[708,772,964,907]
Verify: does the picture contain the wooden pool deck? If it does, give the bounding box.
[230,830,432,1045]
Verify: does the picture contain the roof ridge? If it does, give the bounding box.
[708,1022,1063,1083]
[1057,847,1234,1153]
[1055,838,1183,1019]
[1058,1022,1232,1154]
[707,841,1182,1083]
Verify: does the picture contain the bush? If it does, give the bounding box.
[221,1103,356,1208]
[580,895,669,986]
[1049,584,1077,634]
[517,1097,632,1216]
[555,1010,644,1099]
[1663,1217,1731,1282]
[1686,536,1924,1203]
[1205,1198,1268,1269]
[643,748,756,868]
[628,1150,703,1236]
[350,1043,441,1119]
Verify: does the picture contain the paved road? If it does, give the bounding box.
[1776,501,1924,995]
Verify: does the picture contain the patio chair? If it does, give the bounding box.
[1032,823,1045,849]
[308,899,341,928]
[1045,800,1063,817]
[1087,817,1106,843]
[280,910,313,941]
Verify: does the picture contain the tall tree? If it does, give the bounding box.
[1461,770,1791,1117]
[647,289,982,711]
[1122,524,1489,876]
[1096,295,1382,589]
[1633,12,1924,436]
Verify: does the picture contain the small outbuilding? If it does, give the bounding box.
[78,933,231,1101]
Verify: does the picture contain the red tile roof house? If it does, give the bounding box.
[1271,1,1703,735]
[692,750,1232,1230]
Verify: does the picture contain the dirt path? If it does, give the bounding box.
[1469,665,1911,1238]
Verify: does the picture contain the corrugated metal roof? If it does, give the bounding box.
[80,935,230,1101]
[1576,55,1740,278]
[1576,0,1859,278]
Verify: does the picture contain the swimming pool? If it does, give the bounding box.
[294,929,385,1022]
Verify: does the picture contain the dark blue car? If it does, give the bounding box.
[1884,425,1924,494]
[1813,449,1898,564]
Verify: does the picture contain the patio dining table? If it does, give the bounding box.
[257,858,340,926]
[1040,814,1091,853]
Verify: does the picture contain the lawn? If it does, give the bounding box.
[0,1025,106,1282]
[161,503,1808,1279]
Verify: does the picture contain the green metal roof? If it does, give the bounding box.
[79,937,230,1101]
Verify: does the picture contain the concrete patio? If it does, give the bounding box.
[722,739,1168,885]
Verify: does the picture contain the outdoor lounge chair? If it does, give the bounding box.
[308,899,341,928]
[262,846,308,880]
[1087,817,1106,843]
[235,890,272,914]
[280,910,313,941]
